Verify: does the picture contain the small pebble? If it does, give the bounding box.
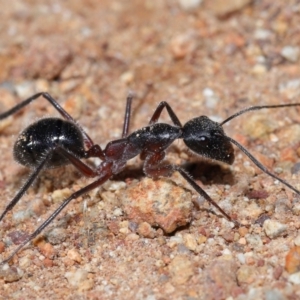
[178,0,202,11]
[113,208,123,217]
[251,64,267,75]
[43,258,54,268]
[294,235,300,246]
[46,227,67,245]
[65,268,89,287]
[265,289,285,300]
[19,256,31,268]
[137,222,156,238]
[281,46,299,62]
[0,266,23,282]
[125,233,139,241]
[120,178,193,233]
[7,231,30,245]
[285,246,300,273]
[168,255,194,284]
[0,241,5,254]
[288,271,300,284]
[263,219,287,239]
[67,249,82,263]
[170,32,197,59]
[254,29,273,40]
[236,265,257,284]
[183,233,197,251]
[38,242,55,259]
[208,0,252,17]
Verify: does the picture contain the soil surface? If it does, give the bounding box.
[1,0,300,299]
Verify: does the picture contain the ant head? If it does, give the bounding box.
[182,116,234,164]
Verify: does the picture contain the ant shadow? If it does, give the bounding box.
[114,159,235,187]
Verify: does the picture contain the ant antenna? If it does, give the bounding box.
[220,103,300,125]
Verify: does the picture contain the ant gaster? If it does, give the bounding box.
[1,92,300,264]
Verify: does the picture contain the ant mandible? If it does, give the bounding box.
[1,92,300,265]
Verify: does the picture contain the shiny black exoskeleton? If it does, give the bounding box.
[14,118,85,168]
[1,92,300,265]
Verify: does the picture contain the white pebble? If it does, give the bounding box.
[288,271,300,284]
[294,234,300,246]
[178,0,202,11]
[65,269,88,287]
[281,46,300,62]
[263,219,287,239]
[254,29,273,40]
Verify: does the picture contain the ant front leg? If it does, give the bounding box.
[143,152,240,227]
[149,101,183,127]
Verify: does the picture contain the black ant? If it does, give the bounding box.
[0,92,300,265]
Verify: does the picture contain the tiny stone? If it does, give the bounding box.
[19,256,31,268]
[285,246,300,274]
[208,0,252,17]
[265,289,285,300]
[120,178,193,233]
[43,258,54,268]
[294,235,300,246]
[237,265,257,284]
[0,266,23,282]
[67,249,82,263]
[183,233,197,251]
[168,255,194,284]
[137,222,156,238]
[263,219,287,239]
[168,235,184,248]
[0,241,5,254]
[46,227,67,245]
[113,208,123,217]
[251,64,267,75]
[65,269,88,287]
[170,32,197,59]
[103,180,126,191]
[125,233,139,241]
[281,46,299,62]
[120,71,134,84]
[288,271,300,284]
[38,242,55,259]
[254,29,273,40]
[52,188,72,204]
[178,0,202,11]
[197,234,207,244]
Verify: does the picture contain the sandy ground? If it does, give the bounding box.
[1,0,300,299]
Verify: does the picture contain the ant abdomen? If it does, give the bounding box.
[13,118,86,169]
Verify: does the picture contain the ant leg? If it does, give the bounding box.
[143,154,239,226]
[0,92,94,149]
[149,101,182,127]
[122,94,134,138]
[57,147,100,177]
[0,152,52,223]
[0,168,113,265]
[227,136,300,196]
[0,146,102,224]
